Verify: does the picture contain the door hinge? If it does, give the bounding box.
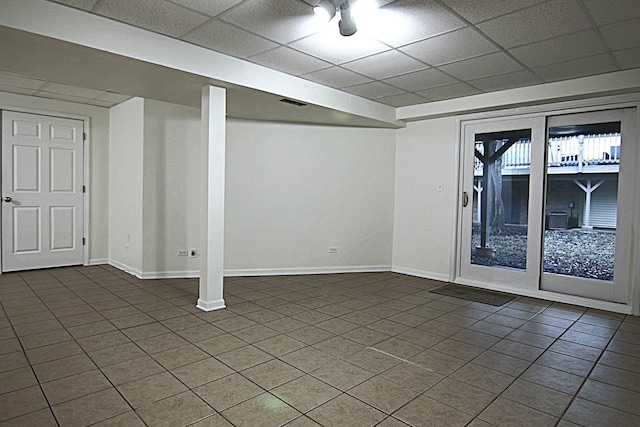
[83,185,86,193]
[83,132,87,141]
[82,237,86,246]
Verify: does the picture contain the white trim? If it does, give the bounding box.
[454,276,632,315]
[196,298,226,312]
[108,260,143,279]
[224,265,391,277]
[88,258,108,265]
[391,266,450,283]
[138,270,200,280]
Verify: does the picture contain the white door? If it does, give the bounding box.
[1,111,84,272]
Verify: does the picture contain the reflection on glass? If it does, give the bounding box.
[471,129,531,270]
[543,122,621,282]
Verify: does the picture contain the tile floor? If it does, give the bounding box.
[1,265,640,426]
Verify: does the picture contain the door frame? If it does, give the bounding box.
[0,106,90,273]
[452,95,640,315]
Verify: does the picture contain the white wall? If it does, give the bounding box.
[142,100,201,275]
[109,98,144,272]
[225,119,396,274]
[0,92,110,264]
[392,117,458,281]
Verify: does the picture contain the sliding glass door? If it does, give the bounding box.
[458,108,637,304]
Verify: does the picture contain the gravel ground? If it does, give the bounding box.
[471,226,615,281]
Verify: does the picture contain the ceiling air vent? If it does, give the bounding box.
[279,98,307,107]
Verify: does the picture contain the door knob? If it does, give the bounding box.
[3,196,12,202]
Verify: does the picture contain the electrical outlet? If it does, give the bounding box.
[329,247,338,254]
[189,248,198,258]
[177,249,188,256]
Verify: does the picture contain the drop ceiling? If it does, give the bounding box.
[1,0,639,120]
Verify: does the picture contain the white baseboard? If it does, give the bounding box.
[108,260,143,278]
[196,298,226,312]
[391,266,450,283]
[88,258,109,266]
[223,265,391,277]
[109,260,199,279]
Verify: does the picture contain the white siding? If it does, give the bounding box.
[587,178,618,228]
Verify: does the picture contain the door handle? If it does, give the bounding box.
[3,196,12,203]
[462,192,469,207]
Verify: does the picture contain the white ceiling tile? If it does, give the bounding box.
[441,0,545,23]
[169,0,244,17]
[584,0,640,25]
[342,51,428,80]
[601,18,640,51]
[534,54,618,82]
[438,52,523,81]
[183,20,279,58]
[249,47,331,76]
[0,73,47,90]
[375,92,430,107]
[510,30,607,68]
[0,85,38,96]
[87,99,118,107]
[361,0,465,47]
[301,67,373,88]
[399,27,498,66]
[382,68,457,91]
[290,23,391,64]
[342,81,404,99]
[40,82,104,98]
[477,0,591,48]
[614,47,640,70]
[94,0,210,38]
[34,92,92,103]
[469,69,542,92]
[48,0,99,11]
[219,0,320,44]
[416,83,481,101]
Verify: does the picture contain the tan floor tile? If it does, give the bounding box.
[272,374,341,413]
[0,351,29,373]
[0,408,56,427]
[152,343,210,370]
[578,379,640,416]
[18,328,72,350]
[563,397,640,427]
[52,388,131,426]
[191,414,234,426]
[135,332,189,354]
[161,314,207,331]
[307,394,387,427]
[176,324,225,342]
[196,334,247,356]
[450,363,515,394]
[101,355,166,385]
[536,351,595,377]
[426,378,496,416]
[473,350,531,376]
[344,348,402,374]
[279,346,338,373]
[13,319,64,337]
[504,329,555,349]
[24,340,84,365]
[132,390,214,425]
[521,363,584,395]
[313,336,365,358]
[41,370,112,405]
[216,345,273,371]
[172,357,234,388]
[0,367,37,395]
[91,410,146,426]
[349,376,418,414]
[253,334,306,356]
[212,315,257,332]
[479,396,558,427]
[242,359,304,389]
[88,342,147,367]
[118,371,187,408]
[502,379,573,417]
[264,317,307,333]
[68,320,118,339]
[341,327,390,346]
[409,349,467,375]
[310,359,374,391]
[395,395,473,427]
[110,313,155,329]
[33,353,97,382]
[231,324,280,344]
[195,373,263,411]
[381,362,445,392]
[222,392,301,426]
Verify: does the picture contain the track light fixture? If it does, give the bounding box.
[313,0,358,36]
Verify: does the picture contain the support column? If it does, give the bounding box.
[197,86,226,311]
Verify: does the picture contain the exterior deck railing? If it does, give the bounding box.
[474,133,621,173]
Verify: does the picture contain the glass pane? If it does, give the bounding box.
[543,122,620,282]
[471,129,531,269]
